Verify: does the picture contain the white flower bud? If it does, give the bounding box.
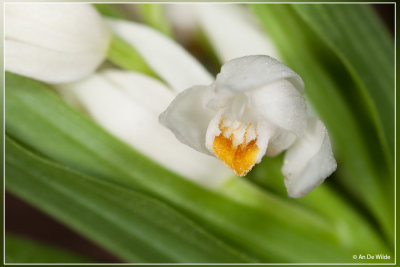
[5,3,111,83]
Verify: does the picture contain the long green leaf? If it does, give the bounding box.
[247,156,391,257]
[6,137,251,263]
[293,4,394,164]
[252,4,394,243]
[5,72,390,262]
[5,234,93,263]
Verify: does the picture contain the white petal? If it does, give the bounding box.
[106,18,213,92]
[282,118,337,198]
[215,55,304,95]
[249,79,308,136]
[5,3,110,83]
[196,4,280,62]
[56,70,231,188]
[266,131,297,157]
[159,85,215,155]
[254,120,276,163]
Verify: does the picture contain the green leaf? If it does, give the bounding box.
[5,233,93,263]
[251,4,394,242]
[6,137,251,263]
[247,156,391,256]
[293,4,394,163]
[5,72,390,262]
[139,4,173,37]
[107,35,158,78]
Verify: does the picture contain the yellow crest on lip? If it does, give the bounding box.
[212,121,260,176]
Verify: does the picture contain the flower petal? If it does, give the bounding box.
[196,5,280,62]
[56,70,231,188]
[106,18,213,92]
[282,118,337,198]
[159,85,215,155]
[215,55,304,95]
[5,3,110,83]
[204,112,275,176]
[249,79,308,136]
[266,131,297,157]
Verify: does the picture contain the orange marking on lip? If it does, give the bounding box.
[212,121,259,176]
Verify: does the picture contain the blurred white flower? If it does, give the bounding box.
[165,4,280,62]
[56,69,231,188]
[160,55,337,198]
[5,3,111,83]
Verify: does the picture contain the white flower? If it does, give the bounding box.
[160,55,337,197]
[5,3,111,83]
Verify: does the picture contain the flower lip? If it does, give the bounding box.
[211,122,260,176]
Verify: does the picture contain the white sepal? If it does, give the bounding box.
[159,85,215,155]
[282,118,337,198]
[5,3,110,83]
[266,131,297,157]
[56,70,231,188]
[106,18,213,92]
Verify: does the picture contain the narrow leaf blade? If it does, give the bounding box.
[6,137,251,263]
